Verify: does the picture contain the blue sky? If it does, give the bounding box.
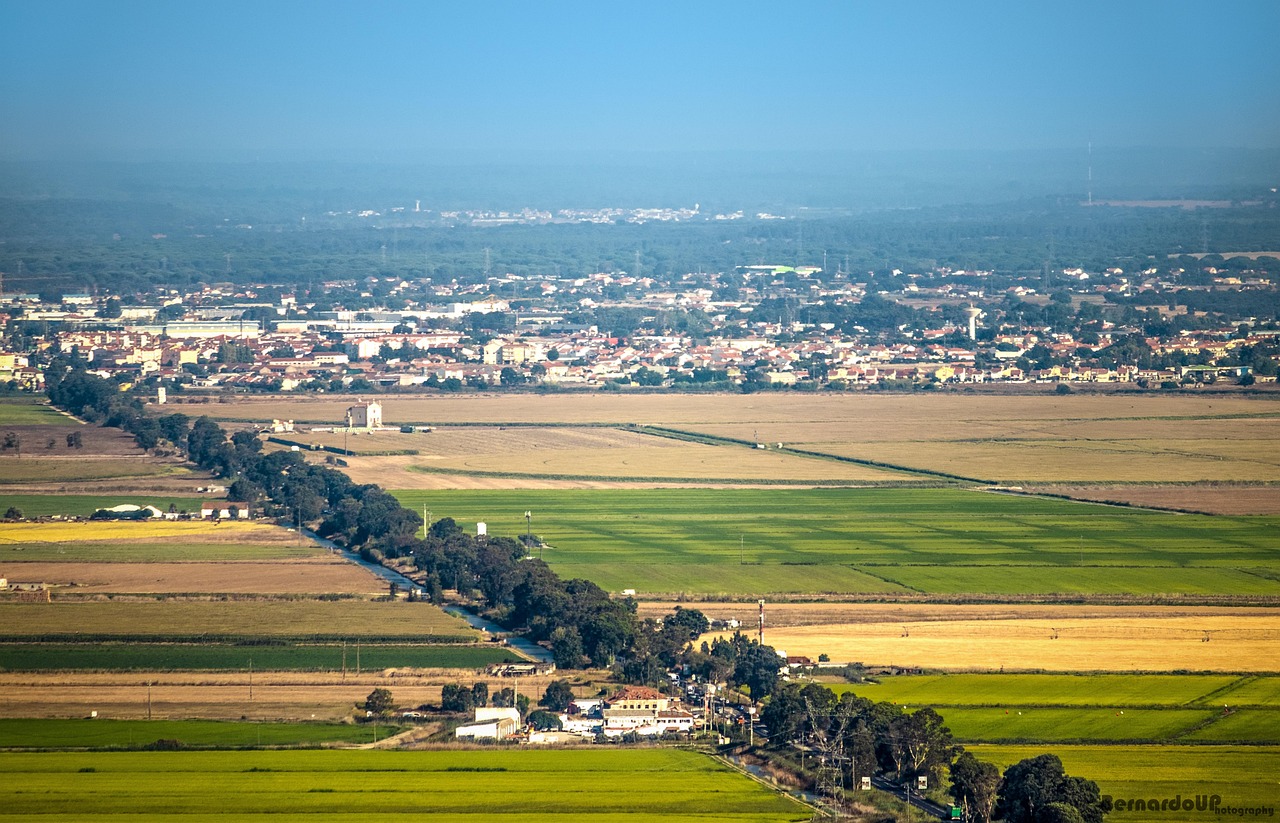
[1,0,1278,161]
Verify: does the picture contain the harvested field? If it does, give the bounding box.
[288,425,904,484]
[0,600,479,640]
[198,393,1280,486]
[0,670,566,721]
[723,614,1280,671]
[1025,485,1280,515]
[1,559,386,595]
[181,392,1277,427]
[637,602,1280,628]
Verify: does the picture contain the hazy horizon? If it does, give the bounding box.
[2,0,1278,166]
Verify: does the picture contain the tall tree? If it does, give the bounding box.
[994,754,1111,823]
[949,751,1000,823]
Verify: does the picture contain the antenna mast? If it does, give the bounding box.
[1087,141,1093,206]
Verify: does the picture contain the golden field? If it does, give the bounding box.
[197,393,1280,490]
[718,612,1280,672]
[0,520,299,545]
[291,425,904,485]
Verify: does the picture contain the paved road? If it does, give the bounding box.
[872,775,951,820]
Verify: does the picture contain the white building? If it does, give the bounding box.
[345,401,382,429]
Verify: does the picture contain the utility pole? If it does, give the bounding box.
[248,658,253,700]
[146,682,152,720]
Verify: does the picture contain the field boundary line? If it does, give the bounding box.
[402,463,925,487]
[1192,675,1259,706]
[637,424,985,483]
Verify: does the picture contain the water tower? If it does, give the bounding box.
[965,306,982,341]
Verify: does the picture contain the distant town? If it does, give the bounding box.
[2,250,1276,395]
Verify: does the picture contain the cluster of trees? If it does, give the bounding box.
[440,681,528,715]
[758,680,1109,823]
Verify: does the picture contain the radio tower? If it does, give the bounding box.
[483,248,492,278]
[1087,142,1093,206]
[758,599,765,645]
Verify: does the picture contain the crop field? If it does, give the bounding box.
[0,520,322,562]
[0,669,568,721]
[292,425,906,485]
[0,643,517,672]
[0,601,479,641]
[0,494,207,518]
[0,398,71,425]
[826,674,1280,743]
[391,488,1280,597]
[1023,485,1280,516]
[969,745,1280,823]
[0,749,810,821]
[936,707,1218,742]
[3,559,388,596]
[0,718,406,749]
[828,673,1252,707]
[0,456,190,484]
[733,614,1280,671]
[193,392,1280,485]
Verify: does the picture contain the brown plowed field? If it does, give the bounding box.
[1025,485,1280,515]
[4,559,386,595]
[196,393,1280,493]
[0,671,566,721]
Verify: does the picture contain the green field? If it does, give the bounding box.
[0,643,517,672]
[0,399,71,425]
[969,745,1280,823]
[938,707,1217,742]
[0,719,405,749]
[0,749,810,821]
[0,494,206,518]
[829,675,1280,744]
[830,674,1253,707]
[392,488,1280,596]
[0,601,479,642]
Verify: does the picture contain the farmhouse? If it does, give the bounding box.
[454,707,521,740]
[601,686,695,738]
[344,400,382,429]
